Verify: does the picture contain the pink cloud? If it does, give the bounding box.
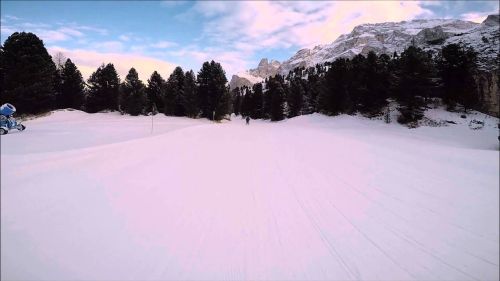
[175,1,433,75]
[49,47,177,82]
[461,12,490,23]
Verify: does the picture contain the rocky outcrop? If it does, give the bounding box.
[249,58,281,78]
[483,14,499,27]
[229,58,280,89]
[475,70,499,117]
[415,26,449,45]
[229,75,254,90]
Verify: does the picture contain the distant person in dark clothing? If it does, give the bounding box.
[246,116,250,125]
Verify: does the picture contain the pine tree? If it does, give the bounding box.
[183,70,199,118]
[120,68,146,116]
[1,32,57,114]
[165,66,185,116]
[215,85,232,121]
[438,43,478,112]
[348,54,367,112]
[197,60,230,120]
[251,83,264,119]
[232,87,242,116]
[59,59,85,110]
[263,80,272,119]
[287,77,304,118]
[86,63,120,113]
[304,73,321,114]
[357,51,389,115]
[318,57,351,115]
[53,67,64,109]
[164,67,184,116]
[394,46,435,124]
[146,71,166,113]
[267,77,286,121]
[240,86,252,117]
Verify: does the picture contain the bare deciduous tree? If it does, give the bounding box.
[53,51,67,70]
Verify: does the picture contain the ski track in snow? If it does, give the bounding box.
[1,110,499,280]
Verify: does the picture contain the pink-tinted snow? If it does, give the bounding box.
[1,109,498,280]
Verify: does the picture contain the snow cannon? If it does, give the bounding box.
[0,103,26,135]
[0,103,16,116]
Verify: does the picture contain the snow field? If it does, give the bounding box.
[1,109,498,280]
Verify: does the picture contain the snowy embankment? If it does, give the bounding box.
[1,109,498,280]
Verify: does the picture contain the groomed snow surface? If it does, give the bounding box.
[1,109,499,280]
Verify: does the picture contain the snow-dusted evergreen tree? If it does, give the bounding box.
[146,71,166,114]
[120,68,146,116]
[86,63,120,113]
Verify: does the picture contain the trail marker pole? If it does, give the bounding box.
[151,103,157,134]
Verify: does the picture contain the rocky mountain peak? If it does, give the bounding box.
[258,58,269,68]
[483,14,499,27]
[229,58,281,90]
[232,15,499,90]
[248,58,281,79]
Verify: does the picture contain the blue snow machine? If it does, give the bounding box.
[0,103,26,135]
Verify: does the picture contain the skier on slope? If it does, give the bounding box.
[246,116,250,125]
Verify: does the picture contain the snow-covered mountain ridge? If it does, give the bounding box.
[230,15,499,88]
[279,15,498,74]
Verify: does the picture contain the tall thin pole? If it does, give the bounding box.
[151,103,156,134]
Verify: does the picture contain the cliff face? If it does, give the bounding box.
[249,59,281,78]
[277,18,484,75]
[475,70,499,117]
[229,75,254,91]
[229,58,280,90]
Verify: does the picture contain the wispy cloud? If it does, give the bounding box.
[49,46,177,82]
[119,35,131,41]
[173,1,433,75]
[1,20,108,43]
[77,25,108,36]
[4,15,21,21]
[461,11,494,23]
[150,40,177,49]
[91,41,124,52]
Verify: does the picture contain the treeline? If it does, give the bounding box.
[0,32,232,120]
[234,44,479,124]
[1,32,480,124]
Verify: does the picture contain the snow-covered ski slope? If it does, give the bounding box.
[1,109,499,280]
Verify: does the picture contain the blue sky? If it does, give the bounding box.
[1,1,498,81]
